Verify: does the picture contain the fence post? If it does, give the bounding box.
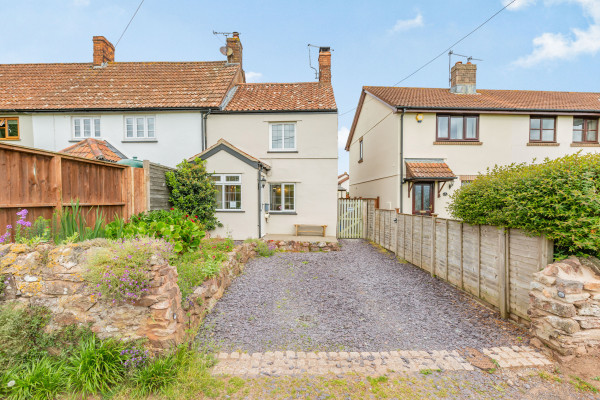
[477,225,481,298]
[420,216,424,269]
[445,220,449,281]
[430,216,436,277]
[143,160,151,212]
[50,155,62,214]
[498,228,508,319]
[459,222,464,290]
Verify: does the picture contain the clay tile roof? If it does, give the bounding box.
[0,61,241,111]
[365,86,600,112]
[188,138,271,170]
[223,82,337,112]
[60,138,126,162]
[338,172,349,185]
[405,162,456,180]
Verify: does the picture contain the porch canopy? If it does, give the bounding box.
[404,159,456,181]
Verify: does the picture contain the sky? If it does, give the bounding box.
[1,0,599,174]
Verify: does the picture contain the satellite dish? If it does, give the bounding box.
[220,46,234,56]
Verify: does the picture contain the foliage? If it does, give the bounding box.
[166,158,219,231]
[2,357,67,400]
[53,201,105,244]
[448,152,600,259]
[0,275,7,297]
[244,239,276,257]
[173,238,234,302]
[129,345,194,396]
[105,209,205,253]
[0,210,51,246]
[85,237,173,304]
[64,336,128,396]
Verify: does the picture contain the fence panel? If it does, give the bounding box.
[144,161,174,211]
[364,205,553,322]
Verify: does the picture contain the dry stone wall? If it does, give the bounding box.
[0,240,256,352]
[529,256,600,362]
[265,239,340,252]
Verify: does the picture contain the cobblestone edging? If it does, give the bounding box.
[212,346,551,377]
[265,240,340,252]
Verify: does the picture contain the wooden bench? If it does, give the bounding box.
[294,224,327,237]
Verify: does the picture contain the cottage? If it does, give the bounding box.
[345,62,600,218]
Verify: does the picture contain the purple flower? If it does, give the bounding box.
[16,209,28,218]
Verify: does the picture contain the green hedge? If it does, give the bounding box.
[448,152,600,258]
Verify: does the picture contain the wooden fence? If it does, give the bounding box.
[365,200,553,323]
[143,160,174,211]
[0,142,147,231]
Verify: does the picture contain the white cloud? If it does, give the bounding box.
[389,13,424,33]
[512,0,600,66]
[502,0,536,10]
[245,71,262,83]
[338,126,350,150]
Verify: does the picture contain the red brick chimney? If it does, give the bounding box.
[450,61,477,94]
[226,32,243,69]
[93,36,115,67]
[318,47,331,83]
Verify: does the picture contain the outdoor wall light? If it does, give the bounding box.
[416,113,424,123]
[260,176,267,188]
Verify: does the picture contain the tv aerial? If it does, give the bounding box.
[448,50,483,87]
[213,31,236,57]
[307,44,333,80]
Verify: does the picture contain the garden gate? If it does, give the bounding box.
[337,198,366,238]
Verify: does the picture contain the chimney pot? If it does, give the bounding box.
[450,61,477,94]
[318,47,332,83]
[92,36,115,67]
[226,32,243,69]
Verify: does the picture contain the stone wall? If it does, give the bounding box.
[529,256,600,362]
[0,240,256,352]
[265,239,340,252]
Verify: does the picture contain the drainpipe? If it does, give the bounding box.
[202,109,212,151]
[399,108,406,213]
[257,165,263,238]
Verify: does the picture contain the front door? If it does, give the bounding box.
[412,182,434,215]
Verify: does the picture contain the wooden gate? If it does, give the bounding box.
[337,198,365,238]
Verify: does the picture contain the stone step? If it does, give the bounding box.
[212,346,552,377]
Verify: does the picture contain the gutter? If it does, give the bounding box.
[212,109,338,115]
[0,107,217,113]
[257,164,263,238]
[394,106,600,115]
[399,108,406,213]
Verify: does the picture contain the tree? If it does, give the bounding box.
[166,158,219,230]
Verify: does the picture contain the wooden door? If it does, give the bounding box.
[412,182,434,215]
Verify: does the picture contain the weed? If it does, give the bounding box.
[570,376,598,393]
[244,239,276,257]
[538,371,562,383]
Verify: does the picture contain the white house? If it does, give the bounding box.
[0,34,338,240]
[346,62,600,218]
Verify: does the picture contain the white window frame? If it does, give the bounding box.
[269,122,296,151]
[269,183,296,212]
[124,115,156,140]
[212,174,242,211]
[72,117,101,139]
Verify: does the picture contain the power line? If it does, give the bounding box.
[115,0,146,48]
[338,0,517,117]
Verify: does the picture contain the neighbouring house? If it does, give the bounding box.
[338,172,349,198]
[0,33,338,240]
[345,61,600,218]
[60,138,126,162]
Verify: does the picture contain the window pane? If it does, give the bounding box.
[542,130,554,142]
[284,184,294,210]
[136,118,145,138]
[126,118,134,138]
[542,118,555,129]
[465,117,477,139]
[271,124,283,149]
[283,124,295,149]
[437,116,449,139]
[7,120,18,137]
[83,119,91,137]
[94,118,101,137]
[210,175,222,182]
[573,118,584,130]
[74,119,81,137]
[450,117,463,140]
[414,186,422,211]
[147,117,155,138]
[573,130,583,142]
[588,120,598,131]
[530,118,540,129]
[224,184,241,210]
[214,185,223,209]
[587,131,598,142]
[422,185,431,211]
[0,120,5,139]
[530,129,541,141]
[270,184,282,211]
[226,175,240,182]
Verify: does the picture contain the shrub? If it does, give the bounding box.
[166,158,219,231]
[448,152,600,258]
[105,209,205,253]
[65,336,128,396]
[85,237,173,304]
[2,357,67,400]
[244,239,276,257]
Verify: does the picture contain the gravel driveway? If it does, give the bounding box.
[200,239,528,353]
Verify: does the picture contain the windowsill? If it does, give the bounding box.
[122,139,158,143]
[269,212,297,215]
[571,143,600,147]
[267,150,299,153]
[527,142,559,146]
[216,210,245,213]
[0,138,20,141]
[433,141,482,145]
